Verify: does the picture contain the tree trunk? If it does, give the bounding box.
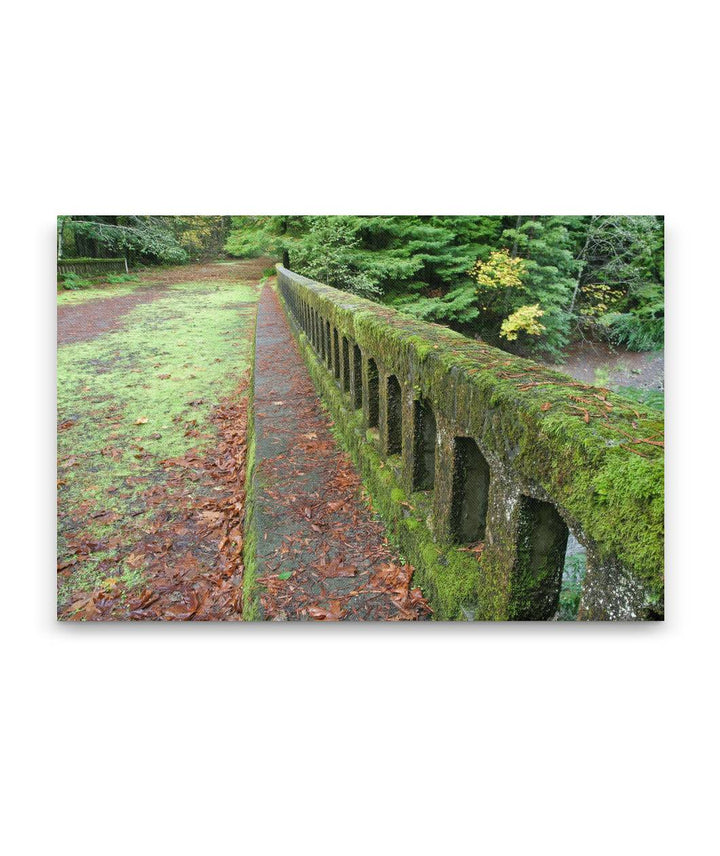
[569,217,596,314]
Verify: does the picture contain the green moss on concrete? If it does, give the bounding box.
[277,265,664,617]
[241,429,260,620]
[290,324,492,620]
[390,487,407,504]
[241,325,262,621]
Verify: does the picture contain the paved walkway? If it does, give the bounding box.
[251,285,431,620]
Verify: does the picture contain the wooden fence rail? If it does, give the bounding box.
[57,257,128,276]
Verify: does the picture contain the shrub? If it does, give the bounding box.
[60,272,92,290]
[600,311,664,351]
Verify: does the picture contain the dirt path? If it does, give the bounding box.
[250,285,431,620]
[57,286,171,344]
[57,259,273,345]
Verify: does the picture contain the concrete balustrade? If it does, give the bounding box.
[277,264,664,621]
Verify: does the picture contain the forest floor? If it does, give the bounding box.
[57,260,267,619]
[541,340,664,396]
[57,259,429,621]
[249,286,431,620]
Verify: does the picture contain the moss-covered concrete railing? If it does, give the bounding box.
[276,265,664,621]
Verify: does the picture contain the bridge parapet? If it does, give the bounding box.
[277,264,664,620]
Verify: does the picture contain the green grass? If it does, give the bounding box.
[105,274,140,284]
[57,279,259,607]
[57,283,145,305]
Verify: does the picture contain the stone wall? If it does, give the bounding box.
[277,265,664,620]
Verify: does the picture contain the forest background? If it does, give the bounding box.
[58,214,664,361]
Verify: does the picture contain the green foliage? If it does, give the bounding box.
[558,552,586,620]
[60,271,92,290]
[485,218,580,358]
[58,216,231,267]
[225,214,664,359]
[65,217,188,264]
[598,282,664,350]
[225,216,279,258]
[174,216,229,259]
[289,217,382,298]
[391,283,479,325]
[600,311,664,351]
[574,216,664,350]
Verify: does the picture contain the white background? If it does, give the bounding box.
[2,2,718,854]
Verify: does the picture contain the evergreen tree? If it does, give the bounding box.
[223,214,663,357]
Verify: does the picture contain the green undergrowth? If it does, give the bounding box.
[57,279,259,608]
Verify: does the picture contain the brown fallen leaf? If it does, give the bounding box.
[135,416,148,425]
[307,604,344,620]
[541,402,552,411]
[164,592,199,620]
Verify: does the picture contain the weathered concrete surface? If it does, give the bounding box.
[277,265,664,621]
[247,285,430,620]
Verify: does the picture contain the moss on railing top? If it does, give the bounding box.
[277,265,664,607]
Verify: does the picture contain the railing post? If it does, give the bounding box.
[272,265,664,620]
[431,412,455,539]
[577,549,656,620]
[400,384,416,496]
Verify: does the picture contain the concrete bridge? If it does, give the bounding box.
[256,265,664,621]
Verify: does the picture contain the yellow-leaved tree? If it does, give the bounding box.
[473,249,546,344]
[500,304,546,341]
[472,248,526,290]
